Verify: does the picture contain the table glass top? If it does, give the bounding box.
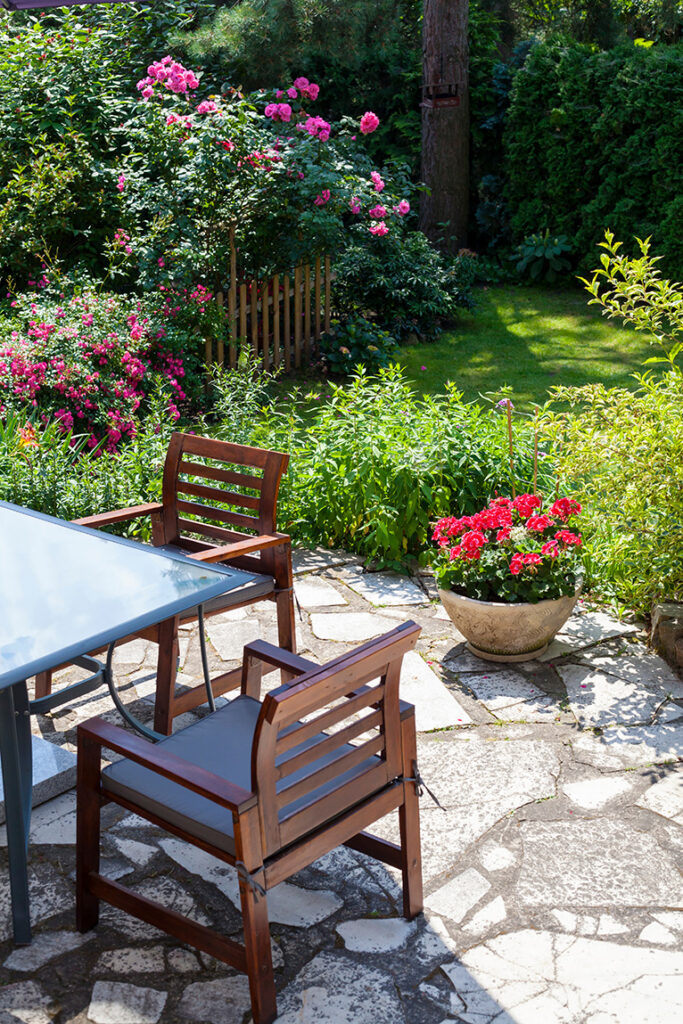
[0,502,258,687]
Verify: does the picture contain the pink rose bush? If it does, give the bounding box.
[432,494,583,603]
[116,60,416,282]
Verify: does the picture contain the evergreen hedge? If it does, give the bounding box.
[504,40,683,276]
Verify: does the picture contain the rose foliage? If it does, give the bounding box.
[432,494,583,603]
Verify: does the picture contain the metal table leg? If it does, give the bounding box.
[0,681,33,943]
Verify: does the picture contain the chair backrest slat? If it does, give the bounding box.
[277,734,385,811]
[275,685,381,755]
[176,518,252,544]
[178,460,263,493]
[161,433,289,549]
[276,708,383,782]
[277,763,391,849]
[177,479,262,511]
[176,498,259,532]
[252,622,420,858]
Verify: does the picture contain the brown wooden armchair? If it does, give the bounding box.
[76,621,423,1024]
[35,432,295,735]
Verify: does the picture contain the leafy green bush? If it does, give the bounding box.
[543,373,683,613]
[581,230,682,374]
[504,39,683,277]
[333,233,477,339]
[253,365,554,567]
[318,317,398,375]
[513,230,573,283]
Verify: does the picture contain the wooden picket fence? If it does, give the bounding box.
[204,243,332,372]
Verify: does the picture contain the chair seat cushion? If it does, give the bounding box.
[102,695,381,857]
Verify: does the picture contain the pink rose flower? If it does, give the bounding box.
[277,103,292,122]
[369,204,387,219]
[314,189,331,206]
[395,199,410,216]
[360,111,380,134]
[370,171,385,193]
[287,86,298,99]
[293,77,309,90]
[264,103,277,118]
[349,197,361,214]
[369,221,388,236]
[117,173,126,192]
[306,82,320,100]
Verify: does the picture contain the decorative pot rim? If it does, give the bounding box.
[437,579,582,610]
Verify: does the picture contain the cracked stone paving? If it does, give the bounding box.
[1,546,681,1023]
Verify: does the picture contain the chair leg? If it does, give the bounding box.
[237,811,277,1024]
[34,671,52,700]
[153,617,179,736]
[399,714,423,921]
[76,731,102,932]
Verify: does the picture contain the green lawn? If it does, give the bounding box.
[399,284,654,408]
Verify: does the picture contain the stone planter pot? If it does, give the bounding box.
[438,585,582,662]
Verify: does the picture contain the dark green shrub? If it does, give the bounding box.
[513,230,573,283]
[333,232,477,339]
[504,39,683,277]
[319,317,398,375]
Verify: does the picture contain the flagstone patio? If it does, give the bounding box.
[1,546,681,1023]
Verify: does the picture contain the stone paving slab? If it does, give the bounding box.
[1,555,682,1024]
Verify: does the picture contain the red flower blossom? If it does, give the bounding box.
[512,493,543,519]
[550,497,582,521]
[526,513,554,533]
[555,530,582,548]
[541,540,559,558]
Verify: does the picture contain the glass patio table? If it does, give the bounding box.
[0,500,267,944]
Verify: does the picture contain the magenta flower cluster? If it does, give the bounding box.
[0,286,196,452]
[137,57,199,101]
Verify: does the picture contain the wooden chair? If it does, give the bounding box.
[76,622,423,1024]
[36,432,296,735]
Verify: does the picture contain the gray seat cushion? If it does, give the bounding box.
[102,695,381,856]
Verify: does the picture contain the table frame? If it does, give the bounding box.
[0,501,268,943]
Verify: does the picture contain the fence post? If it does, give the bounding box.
[324,255,331,333]
[250,281,259,361]
[229,226,237,368]
[272,274,280,369]
[294,266,302,368]
[314,256,322,341]
[304,263,311,362]
[262,279,270,372]
[283,273,291,371]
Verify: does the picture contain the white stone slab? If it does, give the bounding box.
[336,917,416,952]
[0,736,76,825]
[373,734,559,883]
[560,611,639,644]
[653,911,683,931]
[458,931,683,1024]
[292,547,358,575]
[0,863,72,941]
[462,896,507,935]
[478,843,516,873]
[562,775,633,809]
[205,616,279,660]
[294,578,348,608]
[577,650,683,695]
[95,946,166,974]
[400,651,472,730]
[112,838,157,868]
[0,791,76,847]
[638,922,676,945]
[309,612,397,642]
[178,976,252,1023]
[559,664,665,728]
[551,910,577,932]
[425,868,491,924]
[160,839,342,926]
[0,981,52,1024]
[636,771,683,822]
[516,820,683,908]
[459,669,546,711]
[343,569,427,607]
[87,981,167,1024]
[274,952,404,1024]
[597,914,629,936]
[572,723,683,769]
[3,929,93,971]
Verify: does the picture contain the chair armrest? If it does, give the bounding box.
[74,503,163,529]
[190,533,290,563]
[243,640,317,677]
[78,717,256,814]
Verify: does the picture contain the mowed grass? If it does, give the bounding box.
[399,284,653,408]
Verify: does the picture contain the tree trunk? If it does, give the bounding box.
[419,0,469,252]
